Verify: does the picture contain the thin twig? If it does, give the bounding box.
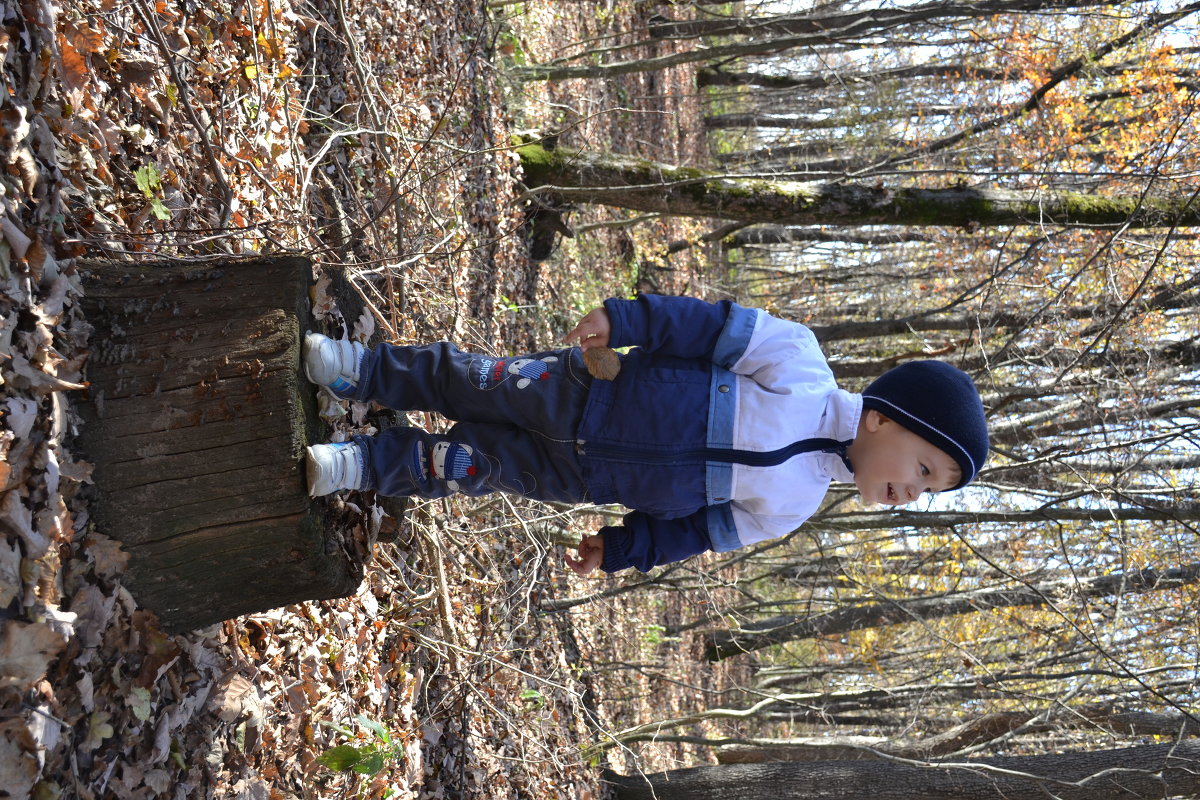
[129,0,234,229]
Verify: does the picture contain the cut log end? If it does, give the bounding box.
[76,256,363,632]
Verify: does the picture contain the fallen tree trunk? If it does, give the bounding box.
[517,142,1200,228]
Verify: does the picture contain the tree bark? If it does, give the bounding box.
[517,143,1200,228]
[809,273,1200,342]
[704,563,1200,660]
[725,226,936,248]
[605,741,1200,800]
[697,60,1198,90]
[815,499,1200,529]
[716,706,1200,763]
[698,64,1010,89]
[704,107,976,130]
[649,0,1131,40]
[76,256,362,632]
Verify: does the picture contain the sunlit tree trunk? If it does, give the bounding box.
[518,143,1200,227]
[605,742,1200,800]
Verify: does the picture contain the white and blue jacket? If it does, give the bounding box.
[577,294,862,573]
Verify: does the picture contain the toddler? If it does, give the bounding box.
[303,294,988,574]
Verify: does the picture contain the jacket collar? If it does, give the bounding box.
[818,389,861,483]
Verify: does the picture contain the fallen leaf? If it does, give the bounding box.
[0,489,49,557]
[56,453,93,485]
[0,619,66,688]
[82,533,127,579]
[69,584,116,649]
[0,214,28,258]
[144,768,173,794]
[0,717,38,800]
[54,33,89,96]
[8,145,38,195]
[209,673,255,723]
[38,605,77,641]
[0,539,18,606]
[79,710,113,752]
[76,671,94,712]
[64,17,106,54]
[7,352,86,394]
[352,310,375,342]
[129,686,153,721]
[4,396,38,439]
[26,700,61,763]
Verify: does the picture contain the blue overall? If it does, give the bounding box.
[334,294,866,574]
[348,342,594,502]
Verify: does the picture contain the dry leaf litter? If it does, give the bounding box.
[1,1,735,798]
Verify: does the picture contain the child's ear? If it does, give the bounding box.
[863,409,889,432]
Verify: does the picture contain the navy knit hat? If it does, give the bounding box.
[860,360,988,490]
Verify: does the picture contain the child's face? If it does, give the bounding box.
[847,410,960,506]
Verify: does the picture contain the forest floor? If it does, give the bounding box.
[2,1,757,799]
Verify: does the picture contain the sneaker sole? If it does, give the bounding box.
[305,446,320,496]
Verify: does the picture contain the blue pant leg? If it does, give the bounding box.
[350,343,592,438]
[355,422,588,503]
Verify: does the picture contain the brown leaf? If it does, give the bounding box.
[0,717,39,800]
[209,673,256,723]
[83,533,127,579]
[1,214,29,259]
[54,33,89,95]
[582,347,621,381]
[0,619,66,688]
[0,539,18,607]
[62,16,106,54]
[8,145,39,195]
[0,489,49,557]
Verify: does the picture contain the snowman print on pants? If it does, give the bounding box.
[471,355,559,391]
[412,440,477,490]
[431,441,476,490]
[508,356,558,388]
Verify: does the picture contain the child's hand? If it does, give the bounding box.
[563,308,611,352]
[565,533,604,575]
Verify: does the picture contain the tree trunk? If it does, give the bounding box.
[725,226,935,248]
[649,0,1129,40]
[716,707,1200,763]
[809,271,1200,343]
[517,143,1200,228]
[76,256,362,632]
[704,563,1200,660]
[697,64,1010,89]
[809,505,1200,532]
[704,107,974,129]
[696,60,1197,90]
[604,741,1200,800]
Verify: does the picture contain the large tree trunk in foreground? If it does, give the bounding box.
[704,563,1200,660]
[517,143,1200,228]
[604,741,1200,800]
[77,256,362,632]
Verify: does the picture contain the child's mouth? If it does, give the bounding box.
[886,483,897,503]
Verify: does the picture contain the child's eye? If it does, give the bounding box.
[920,464,930,477]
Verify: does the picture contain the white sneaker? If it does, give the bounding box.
[303,333,365,396]
[306,442,363,496]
